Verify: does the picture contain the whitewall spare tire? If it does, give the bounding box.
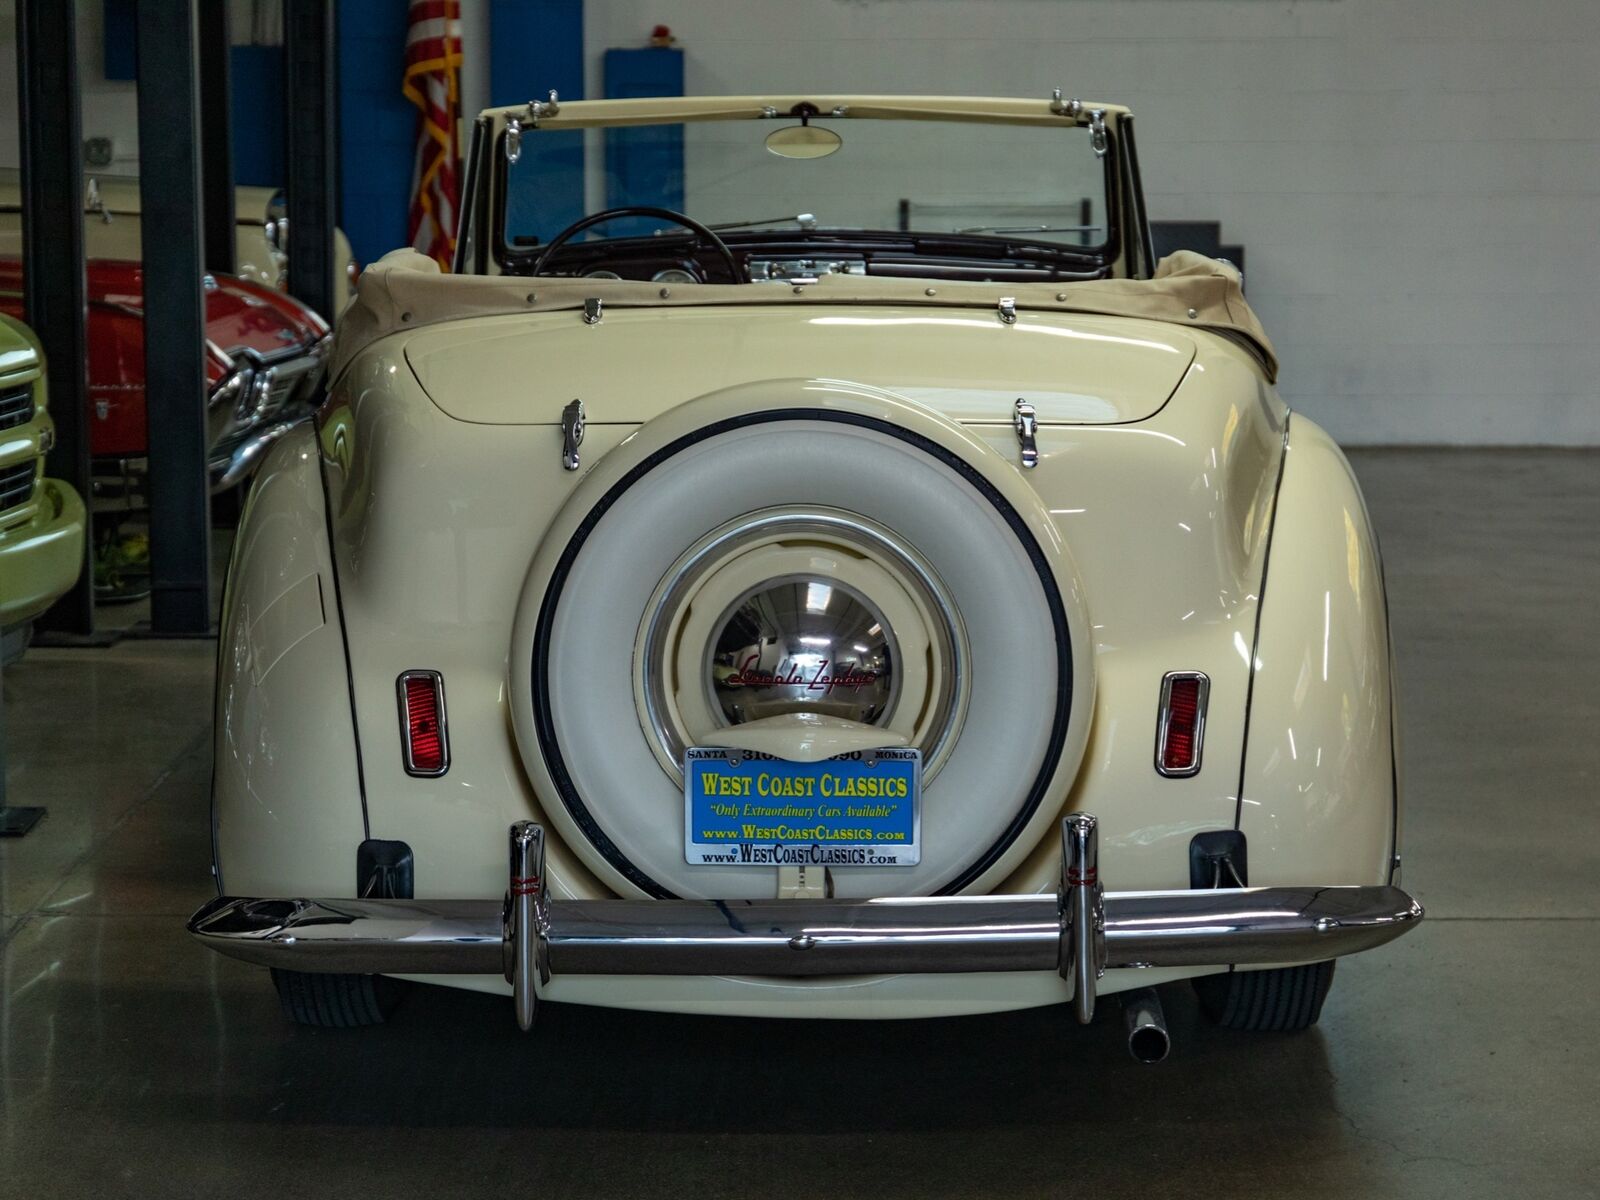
[509,380,1093,900]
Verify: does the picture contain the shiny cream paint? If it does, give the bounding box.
[403,307,1196,427]
[216,301,1396,1015]
[1239,417,1397,888]
[213,425,366,897]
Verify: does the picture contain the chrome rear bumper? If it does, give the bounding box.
[189,814,1422,1030]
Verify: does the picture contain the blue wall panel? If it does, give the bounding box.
[337,0,416,269]
[603,47,683,232]
[192,1,589,268]
[103,0,137,81]
[493,0,586,244]
[230,46,286,188]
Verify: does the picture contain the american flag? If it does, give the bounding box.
[402,0,463,268]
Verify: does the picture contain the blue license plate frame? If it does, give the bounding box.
[683,747,921,867]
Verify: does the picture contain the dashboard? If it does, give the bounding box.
[501,230,1111,286]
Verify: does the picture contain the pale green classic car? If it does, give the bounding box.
[0,312,86,664]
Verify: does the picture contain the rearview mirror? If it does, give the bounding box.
[765,124,842,160]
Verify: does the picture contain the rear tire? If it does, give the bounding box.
[1193,961,1336,1032]
[270,969,407,1028]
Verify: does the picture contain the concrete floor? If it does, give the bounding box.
[1,449,1596,1199]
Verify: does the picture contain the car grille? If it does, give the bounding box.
[0,385,34,432]
[264,368,303,412]
[0,459,36,513]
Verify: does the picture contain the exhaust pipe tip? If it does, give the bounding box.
[1122,986,1170,1064]
[1128,1022,1170,1064]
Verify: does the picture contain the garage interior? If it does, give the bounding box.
[1,3,1597,1198]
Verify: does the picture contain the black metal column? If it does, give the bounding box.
[135,0,212,634]
[198,0,235,276]
[284,0,337,323]
[15,0,92,637]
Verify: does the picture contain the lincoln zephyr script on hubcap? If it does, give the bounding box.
[709,578,896,723]
[189,94,1420,1055]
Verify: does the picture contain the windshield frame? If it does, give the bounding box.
[455,95,1150,282]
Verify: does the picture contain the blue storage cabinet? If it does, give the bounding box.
[603,47,684,235]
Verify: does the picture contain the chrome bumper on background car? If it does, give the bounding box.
[206,339,329,491]
[208,414,309,491]
[188,814,1423,1032]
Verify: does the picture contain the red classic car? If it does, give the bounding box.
[0,258,329,493]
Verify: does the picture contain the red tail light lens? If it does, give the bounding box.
[398,670,449,776]
[1156,672,1209,777]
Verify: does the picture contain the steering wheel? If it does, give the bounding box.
[529,206,743,281]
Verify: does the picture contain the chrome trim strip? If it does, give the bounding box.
[188,816,1424,990]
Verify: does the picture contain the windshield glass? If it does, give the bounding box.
[499,116,1112,271]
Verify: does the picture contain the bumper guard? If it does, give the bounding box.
[189,814,1422,1030]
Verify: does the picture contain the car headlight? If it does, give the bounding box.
[266,215,292,255]
[264,189,288,258]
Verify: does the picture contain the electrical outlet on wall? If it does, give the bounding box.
[83,137,116,168]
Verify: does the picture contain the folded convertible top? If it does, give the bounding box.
[331,248,1277,384]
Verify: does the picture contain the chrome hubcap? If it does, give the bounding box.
[708,578,899,726]
[634,507,970,786]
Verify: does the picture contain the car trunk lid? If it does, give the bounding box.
[403,304,1196,426]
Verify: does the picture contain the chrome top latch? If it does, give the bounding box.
[1013,399,1038,469]
[504,116,522,164]
[997,296,1017,325]
[582,297,603,325]
[561,399,585,471]
[527,90,560,124]
[1089,109,1108,158]
[1050,89,1084,119]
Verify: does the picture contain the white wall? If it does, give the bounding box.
[0,1,280,173]
[0,0,141,171]
[585,0,1600,446]
[458,0,492,128]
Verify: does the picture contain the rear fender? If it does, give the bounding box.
[213,422,366,895]
[1239,416,1396,886]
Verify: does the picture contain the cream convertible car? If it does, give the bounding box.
[190,95,1421,1058]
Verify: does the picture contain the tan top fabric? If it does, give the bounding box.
[332,248,1277,383]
